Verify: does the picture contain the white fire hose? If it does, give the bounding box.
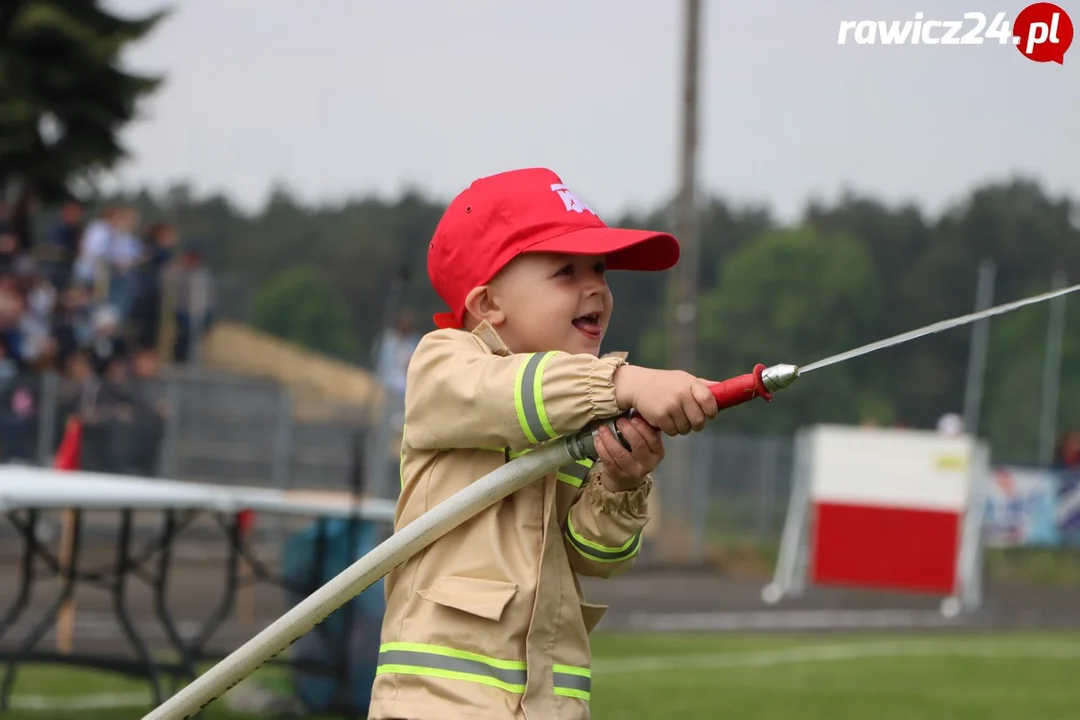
[143,419,615,719]
[145,357,800,719]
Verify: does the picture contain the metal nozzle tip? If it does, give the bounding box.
[762,364,799,392]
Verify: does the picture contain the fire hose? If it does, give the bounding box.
[145,280,1080,719]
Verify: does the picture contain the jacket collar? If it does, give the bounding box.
[470,320,512,356]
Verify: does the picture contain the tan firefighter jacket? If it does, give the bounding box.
[368,320,653,720]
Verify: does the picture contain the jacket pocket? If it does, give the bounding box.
[418,575,519,622]
[580,602,609,634]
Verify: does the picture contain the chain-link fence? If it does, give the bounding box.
[3,364,808,560]
[649,431,794,563]
[9,363,1080,571]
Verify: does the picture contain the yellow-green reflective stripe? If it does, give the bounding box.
[376,664,524,694]
[375,643,590,699]
[377,643,526,693]
[553,663,591,700]
[557,460,592,488]
[532,351,557,439]
[514,352,558,443]
[379,642,525,669]
[507,452,591,484]
[555,686,591,701]
[566,516,643,563]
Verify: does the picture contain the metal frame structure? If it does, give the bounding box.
[0,470,395,716]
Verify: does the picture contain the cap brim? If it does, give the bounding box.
[525,226,680,271]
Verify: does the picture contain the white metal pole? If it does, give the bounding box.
[962,259,996,437]
[1037,270,1068,465]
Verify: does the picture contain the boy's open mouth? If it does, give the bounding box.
[572,313,601,337]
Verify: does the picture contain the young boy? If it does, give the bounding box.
[368,167,720,720]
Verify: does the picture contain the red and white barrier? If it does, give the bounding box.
[762,424,990,616]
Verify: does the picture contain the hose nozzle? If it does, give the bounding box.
[762,364,799,393]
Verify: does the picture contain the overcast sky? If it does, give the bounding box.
[102,0,1078,223]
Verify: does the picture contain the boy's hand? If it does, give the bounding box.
[595,415,664,491]
[614,365,719,436]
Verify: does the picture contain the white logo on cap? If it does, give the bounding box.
[550,183,597,216]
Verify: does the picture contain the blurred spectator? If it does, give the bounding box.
[936,412,964,437]
[0,205,19,275]
[375,308,419,430]
[56,350,96,421]
[97,356,136,423]
[51,285,93,364]
[0,195,205,475]
[9,191,39,255]
[88,304,129,376]
[37,200,84,291]
[131,221,179,351]
[167,243,215,363]
[78,355,134,473]
[74,205,116,286]
[131,346,167,416]
[1054,431,1080,470]
[20,269,57,367]
[0,339,37,462]
[0,276,26,362]
[74,205,143,318]
[129,348,167,474]
[79,354,163,475]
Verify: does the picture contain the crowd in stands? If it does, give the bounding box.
[0,195,215,470]
[1056,431,1080,471]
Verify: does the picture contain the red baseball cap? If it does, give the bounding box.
[428,167,680,329]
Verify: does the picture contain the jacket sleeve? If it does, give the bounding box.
[404,329,626,451]
[563,468,652,579]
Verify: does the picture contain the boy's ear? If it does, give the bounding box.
[463,285,506,327]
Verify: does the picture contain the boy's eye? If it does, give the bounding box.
[554,261,605,278]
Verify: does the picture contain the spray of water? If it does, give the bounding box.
[798,282,1080,375]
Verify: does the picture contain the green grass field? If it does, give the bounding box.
[5,631,1080,719]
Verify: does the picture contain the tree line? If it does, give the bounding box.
[87,176,1080,464]
[3,0,1077,463]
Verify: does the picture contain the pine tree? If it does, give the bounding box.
[0,0,169,202]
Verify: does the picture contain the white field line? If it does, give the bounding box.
[11,691,151,710]
[609,608,969,632]
[594,639,1080,675]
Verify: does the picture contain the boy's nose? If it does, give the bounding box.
[582,276,607,296]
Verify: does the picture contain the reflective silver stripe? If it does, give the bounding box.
[378,649,527,689]
[566,523,643,563]
[517,352,556,442]
[554,670,591,694]
[557,460,592,487]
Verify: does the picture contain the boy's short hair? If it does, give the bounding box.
[427,167,680,330]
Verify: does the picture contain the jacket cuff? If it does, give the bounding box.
[585,473,652,516]
[586,355,626,419]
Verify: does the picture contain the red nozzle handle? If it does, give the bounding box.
[597,363,774,451]
[708,363,774,410]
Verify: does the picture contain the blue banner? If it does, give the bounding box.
[1056,468,1080,544]
[983,467,1061,547]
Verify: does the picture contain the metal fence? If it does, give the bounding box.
[3,367,801,559]
[6,369,370,493]
[694,431,794,548]
[647,431,795,562]
[10,364,1080,568]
